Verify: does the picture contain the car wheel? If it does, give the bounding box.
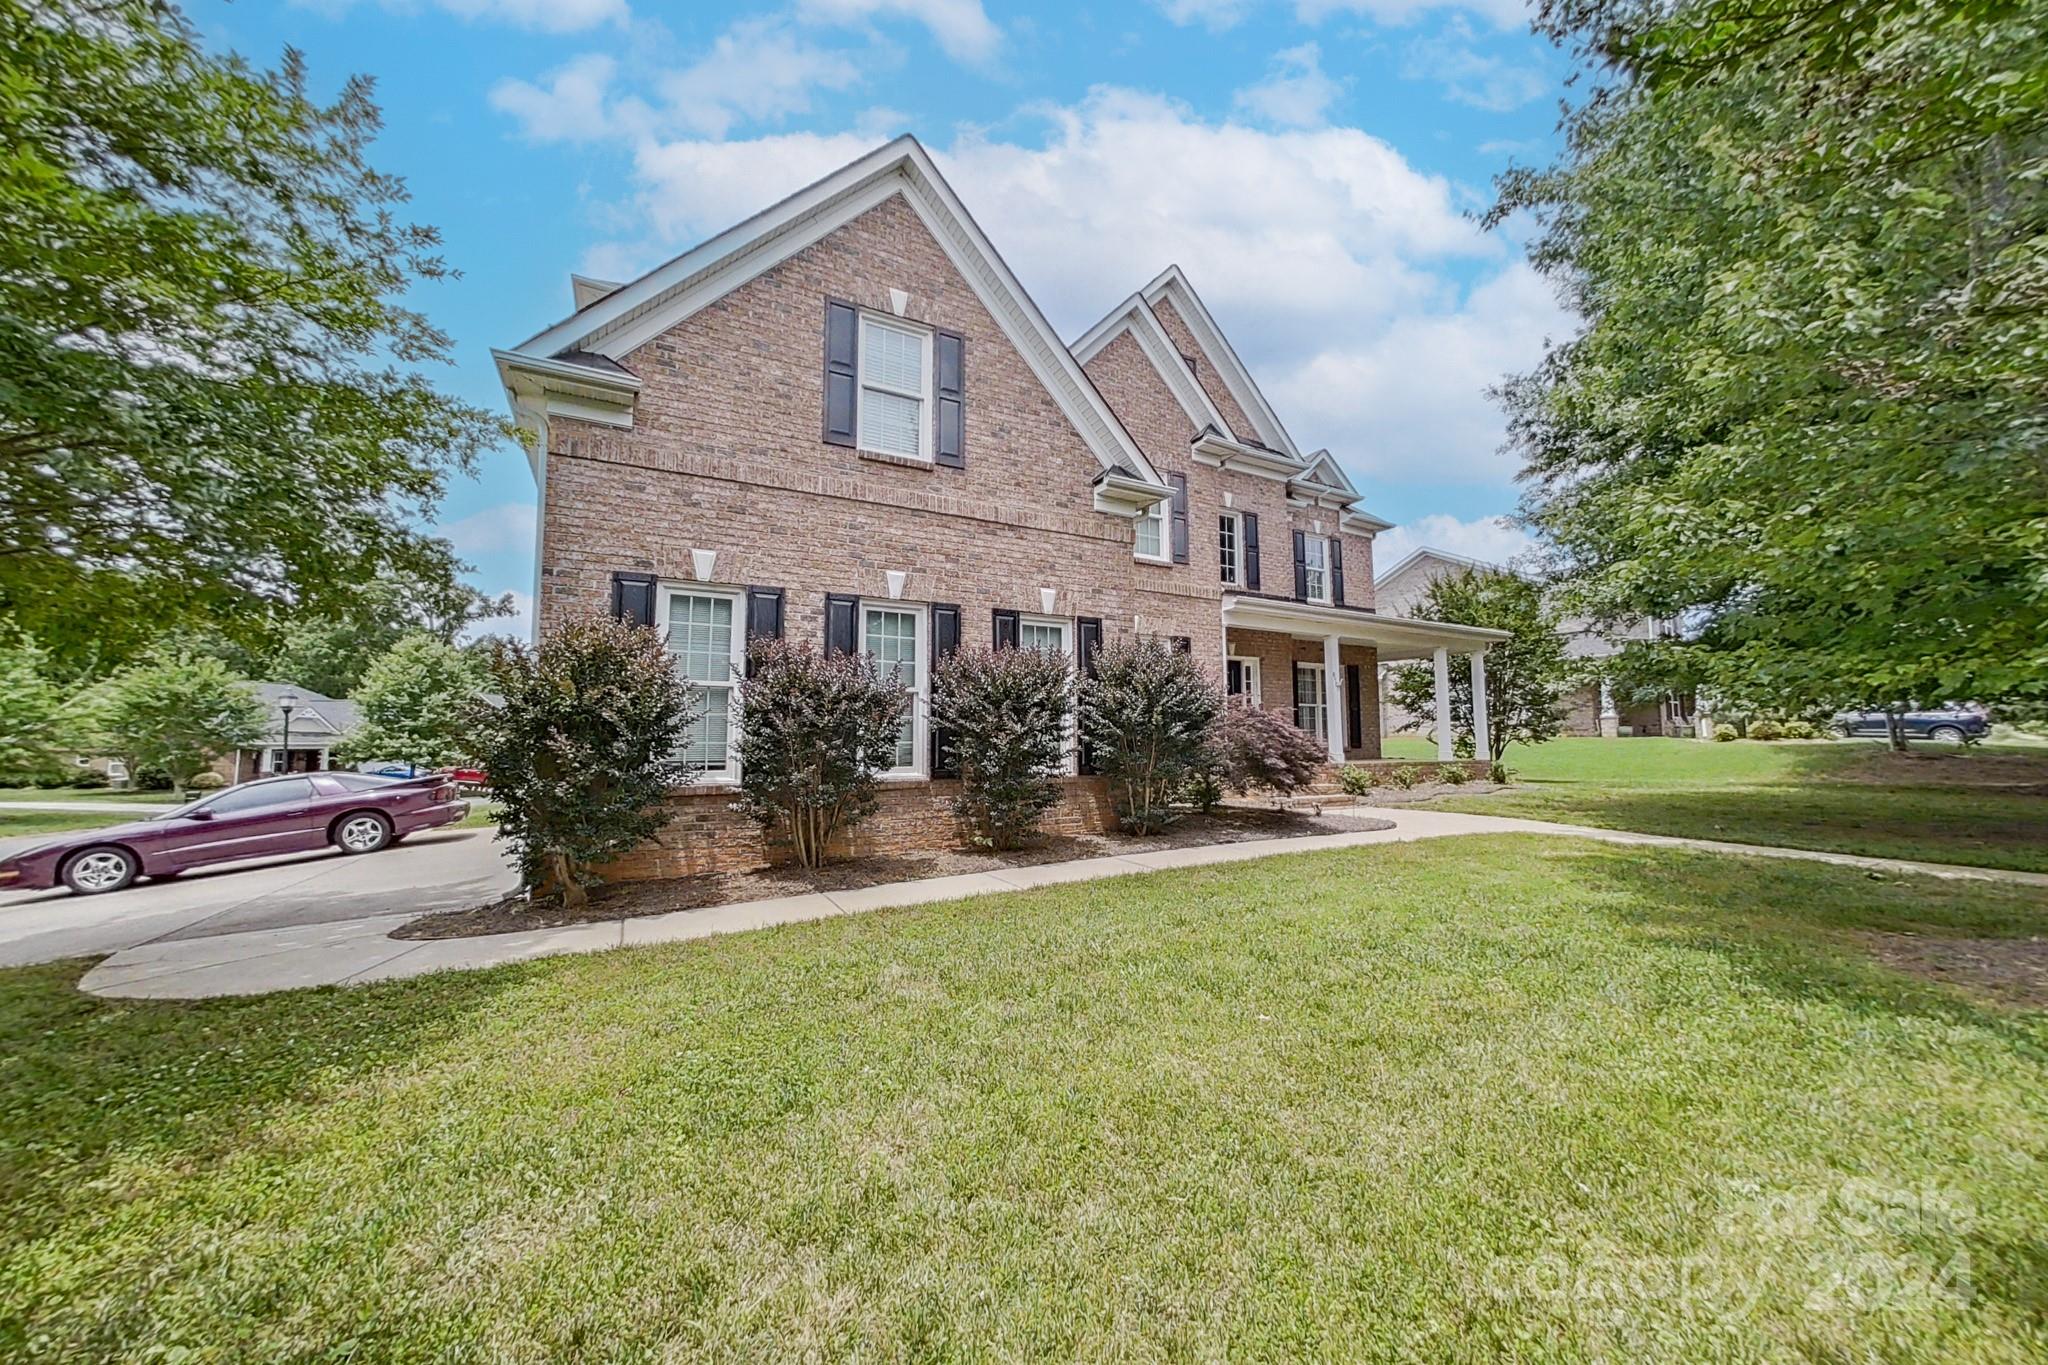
[62,846,137,895]
[333,811,393,855]
[1832,721,1855,738]
[1927,725,1966,744]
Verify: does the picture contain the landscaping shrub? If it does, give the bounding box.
[1488,761,1513,785]
[469,614,698,907]
[733,638,909,868]
[185,772,227,791]
[932,646,1073,850]
[1386,764,1424,789]
[1439,763,1471,785]
[1779,719,1821,740]
[1747,719,1785,741]
[1713,725,1738,741]
[1184,768,1225,814]
[1209,698,1325,801]
[1338,765,1377,797]
[1077,637,1223,834]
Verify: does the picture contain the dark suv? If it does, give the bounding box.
[1831,709,1989,743]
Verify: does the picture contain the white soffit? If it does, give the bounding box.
[508,136,1159,485]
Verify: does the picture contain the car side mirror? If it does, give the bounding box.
[186,808,214,821]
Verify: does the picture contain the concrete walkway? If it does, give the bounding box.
[77,809,2048,1000]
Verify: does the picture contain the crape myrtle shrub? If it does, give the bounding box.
[1078,637,1223,835]
[732,639,908,869]
[933,645,1073,850]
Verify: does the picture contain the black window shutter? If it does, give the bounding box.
[824,593,859,656]
[934,330,965,468]
[992,608,1020,649]
[1075,616,1103,774]
[611,572,656,628]
[1168,473,1189,564]
[1345,662,1362,750]
[1244,512,1261,591]
[929,603,962,777]
[744,587,784,677]
[1292,530,1309,601]
[1171,636,1192,655]
[1331,538,1346,607]
[822,300,858,447]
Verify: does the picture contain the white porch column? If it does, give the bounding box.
[1322,634,1345,764]
[1469,650,1490,762]
[1432,646,1454,760]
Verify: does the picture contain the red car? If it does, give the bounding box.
[0,772,469,896]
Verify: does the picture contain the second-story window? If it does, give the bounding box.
[1219,512,1242,586]
[1134,500,1168,562]
[1302,535,1331,604]
[857,316,930,461]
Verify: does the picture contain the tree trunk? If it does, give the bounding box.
[1886,706,1909,753]
[548,850,587,908]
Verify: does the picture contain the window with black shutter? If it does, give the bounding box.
[1244,512,1261,591]
[1169,473,1189,564]
[1075,617,1103,774]
[822,301,858,446]
[992,608,1020,649]
[824,593,860,655]
[934,330,965,468]
[611,572,656,627]
[1292,530,1309,601]
[1331,538,1346,607]
[929,603,962,776]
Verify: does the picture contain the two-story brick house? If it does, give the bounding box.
[495,137,1501,874]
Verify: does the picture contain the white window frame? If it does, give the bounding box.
[659,583,746,783]
[1133,499,1171,564]
[855,313,933,463]
[1018,614,1077,773]
[1294,662,1327,740]
[1226,655,1261,704]
[1302,535,1332,605]
[861,601,928,778]
[1218,511,1243,587]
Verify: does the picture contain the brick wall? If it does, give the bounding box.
[598,776,1119,880]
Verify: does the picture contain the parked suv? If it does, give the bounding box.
[1831,708,1988,743]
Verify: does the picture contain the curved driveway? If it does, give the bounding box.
[0,828,516,968]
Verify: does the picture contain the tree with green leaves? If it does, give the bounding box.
[332,634,484,774]
[1387,571,1570,763]
[270,570,511,698]
[1077,637,1223,834]
[932,645,1074,850]
[0,1,503,671]
[82,654,267,792]
[0,630,76,781]
[469,616,697,906]
[1491,0,2048,730]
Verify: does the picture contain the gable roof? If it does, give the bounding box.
[1137,266,1300,459]
[500,136,1159,486]
[1374,546,1530,589]
[1070,292,1240,442]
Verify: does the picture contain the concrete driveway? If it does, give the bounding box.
[0,828,516,968]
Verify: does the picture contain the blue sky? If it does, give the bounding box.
[187,0,1570,636]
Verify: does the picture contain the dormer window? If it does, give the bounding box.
[857,315,931,461]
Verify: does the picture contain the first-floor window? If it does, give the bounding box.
[1019,616,1075,771]
[1134,500,1167,561]
[863,604,924,773]
[1219,513,1241,586]
[665,588,743,774]
[1303,536,1331,604]
[1226,656,1261,703]
[1294,663,1327,740]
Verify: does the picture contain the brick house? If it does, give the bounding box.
[495,138,1502,875]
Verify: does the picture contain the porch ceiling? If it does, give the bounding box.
[1221,592,1509,661]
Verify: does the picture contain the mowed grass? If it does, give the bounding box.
[3,837,2045,1360]
[0,790,172,842]
[1387,736,2048,872]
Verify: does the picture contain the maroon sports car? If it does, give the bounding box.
[0,772,469,896]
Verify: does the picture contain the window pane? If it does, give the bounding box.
[667,594,735,684]
[864,609,919,769]
[685,687,732,771]
[1294,667,1326,739]
[859,388,922,458]
[863,319,923,392]
[1134,506,1163,558]
[1019,621,1065,653]
[1219,516,1238,584]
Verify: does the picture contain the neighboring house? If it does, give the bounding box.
[210,684,361,783]
[1374,548,1685,738]
[494,137,1504,875]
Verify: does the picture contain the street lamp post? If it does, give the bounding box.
[278,692,298,774]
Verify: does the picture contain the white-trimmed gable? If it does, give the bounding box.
[1071,295,1236,441]
[502,137,1160,488]
[1139,266,1300,459]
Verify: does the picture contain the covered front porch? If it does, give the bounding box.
[1220,593,1509,764]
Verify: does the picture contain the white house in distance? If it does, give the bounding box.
[1374,548,1686,739]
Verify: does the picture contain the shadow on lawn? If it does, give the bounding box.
[0,959,521,1255]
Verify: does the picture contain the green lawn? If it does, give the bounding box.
[3,837,2044,1359]
[0,787,171,804]
[1388,736,2048,872]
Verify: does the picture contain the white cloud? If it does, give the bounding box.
[489,54,624,143]
[795,0,1001,62]
[1233,43,1344,129]
[1373,513,1538,576]
[1297,0,1532,30]
[440,501,537,558]
[464,590,534,645]
[1401,19,1550,111]
[659,19,867,138]
[565,87,1568,500]
[1154,0,1260,30]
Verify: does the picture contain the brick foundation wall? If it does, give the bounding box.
[597,776,1119,880]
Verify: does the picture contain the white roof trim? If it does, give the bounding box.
[1374,545,1530,588]
[1071,296,1237,441]
[1140,265,1300,459]
[1222,592,1510,659]
[1297,448,1359,497]
[507,136,1158,484]
[570,273,624,310]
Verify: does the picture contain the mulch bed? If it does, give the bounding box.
[396,806,1395,941]
[1858,932,2048,1010]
